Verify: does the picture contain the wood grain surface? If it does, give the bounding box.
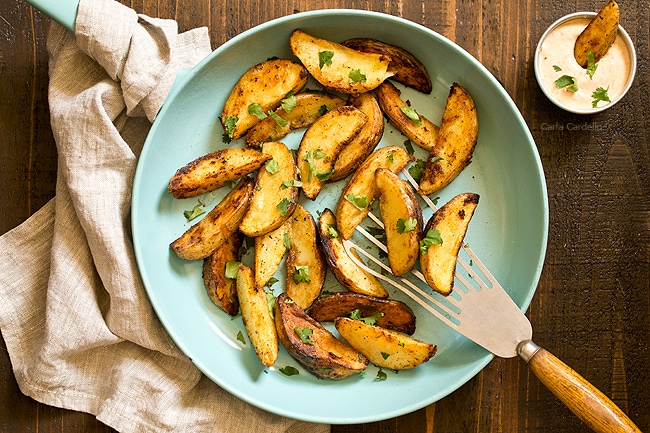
[1,0,648,432]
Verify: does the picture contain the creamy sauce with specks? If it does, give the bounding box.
[538,18,631,110]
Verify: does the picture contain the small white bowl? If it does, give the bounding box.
[534,12,636,114]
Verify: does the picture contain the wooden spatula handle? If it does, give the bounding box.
[519,341,642,433]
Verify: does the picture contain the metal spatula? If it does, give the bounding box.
[342,172,641,433]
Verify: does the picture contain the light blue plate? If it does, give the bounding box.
[132,10,548,424]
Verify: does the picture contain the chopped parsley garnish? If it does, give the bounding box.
[555,75,578,92]
[419,228,443,255]
[236,330,246,344]
[281,92,297,113]
[318,51,334,68]
[315,170,334,182]
[345,193,368,210]
[553,65,562,72]
[248,103,267,119]
[408,159,427,182]
[586,51,598,80]
[374,368,387,382]
[183,202,205,221]
[349,69,367,83]
[224,261,241,279]
[396,218,417,234]
[265,277,279,287]
[276,197,295,216]
[349,308,384,325]
[268,111,288,128]
[266,289,276,318]
[223,115,238,139]
[295,327,314,344]
[317,104,330,117]
[326,224,339,238]
[265,159,280,174]
[591,86,611,108]
[380,352,390,360]
[403,139,415,155]
[400,105,421,126]
[283,232,291,250]
[292,265,311,284]
[279,365,300,376]
[281,179,303,189]
[303,149,328,182]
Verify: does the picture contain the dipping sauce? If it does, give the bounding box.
[536,16,633,113]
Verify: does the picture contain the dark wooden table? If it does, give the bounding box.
[1,0,648,432]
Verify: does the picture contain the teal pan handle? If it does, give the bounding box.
[24,0,80,32]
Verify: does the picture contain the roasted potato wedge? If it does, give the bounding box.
[317,209,389,298]
[168,148,271,199]
[254,218,290,289]
[420,192,479,296]
[239,142,299,237]
[297,106,368,199]
[290,29,392,94]
[274,293,368,379]
[308,292,416,335]
[202,231,243,316]
[329,92,385,182]
[418,83,478,196]
[375,81,439,152]
[574,0,620,67]
[170,177,253,260]
[221,59,308,140]
[336,146,414,239]
[342,38,432,94]
[285,204,327,310]
[376,168,423,276]
[245,92,346,148]
[237,264,279,367]
[335,317,437,370]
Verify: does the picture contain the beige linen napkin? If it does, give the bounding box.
[0,0,329,432]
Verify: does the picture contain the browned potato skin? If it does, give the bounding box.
[336,146,414,239]
[285,204,327,310]
[574,0,620,67]
[418,83,478,196]
[221,59,309,139]
[290,29,392,94]
[170,177,254,261]
[254,218,289,289]
[202,231,243,316]
[376,168,423,276]
[239,142,299,237]
[245,92,346,148]
[297,105,368,199]
[308,292,416,335]
[168,148,271,199]
[237,265,279,367]
[317,209,389,298]
[329,92,385,182]
[375,81,439,152]
[342,38,432,94]
[274,293,369,379]
[420,192,479,296]
[335,317,437,370]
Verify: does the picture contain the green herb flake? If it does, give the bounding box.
[265,277,279,287]
[223,115,238,139]
[318,51,334,68]
[236,330,246,344]
[265,159,280,174]
[266,289,277,318]
[283,232,291,250]
[281,179,303,189]
[374,368,388,382]
[315,170,334,182]
[400,105,421,126]
[183,202,205,221]
[553,65,562,72]
[349,308,384,326]
[396,218,417,234]
[281,92,297,113]
[408,159,427,182]
[586,51,598,80]
[269,110,288,128]
[295,327,314,345]
[276,197,295,216]
[380,352,390,360]
[555,75,578,92]
[279,365,300,376]
[292,265,311,284]
[403,139,415,155]
[345,193,369,211]
[327,224,339,238]
[248,103,267,119]
[317,104,330,117]
[591,86,611,108]
[419,228,443,255]
[304,149,328,182]
[349,69,367,83]
[224,261,241,279]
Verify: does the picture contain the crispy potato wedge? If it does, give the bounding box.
[317,209,389,298]
[245,92,346,148]
[342,38,432,94]
[336,146,414,239]
[335,317,436,370]
[290,29,392,94]
[376,168,423,276]
[297,106,368,199]
[274,293,368,379]
[420,192,479,296]
[375,81,439,152]
[308,292,416,335]
[254,218,289,289]
[236,265,279,367]
[418,83,478,196]
[574,0,620,67]
[285,204,327,310]
[202,231,243,316]
[168,148,271,199]
[329,92,385,182]
[239,142,299,237]
[170,177,253,260]
[221,59,308,140]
